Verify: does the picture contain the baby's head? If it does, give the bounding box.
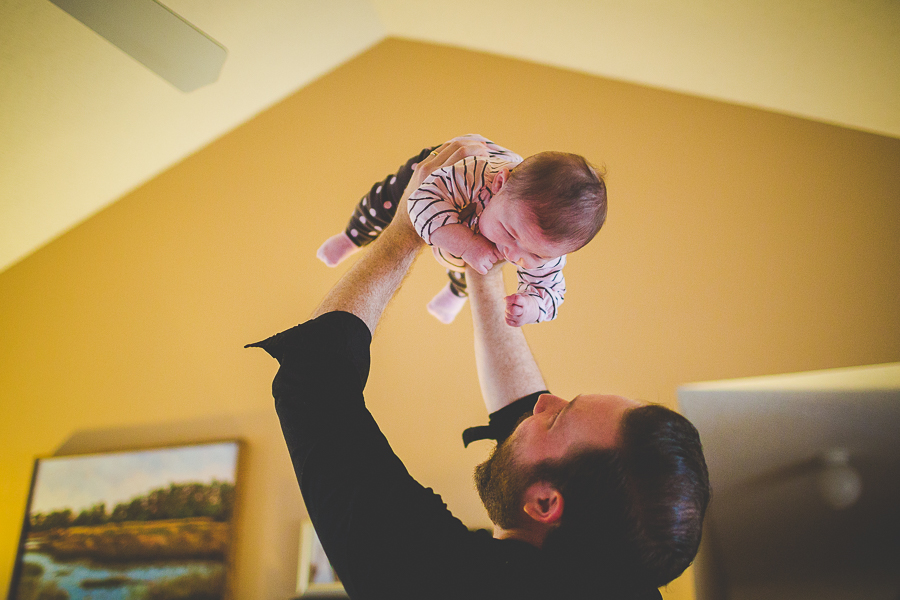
[479,152,607,268]
[508,151,607,248]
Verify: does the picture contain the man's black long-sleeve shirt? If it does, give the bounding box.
[250,311,661,600]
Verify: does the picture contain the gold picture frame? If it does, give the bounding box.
[8,440,241,600]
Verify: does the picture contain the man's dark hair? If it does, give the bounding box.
[537,404,710,590]
[506,151,607,250]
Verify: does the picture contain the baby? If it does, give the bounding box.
[317,135,607,326]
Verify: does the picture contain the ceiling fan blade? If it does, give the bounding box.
[49,0,226,92]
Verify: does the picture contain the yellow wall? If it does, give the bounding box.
[2,38,898,599]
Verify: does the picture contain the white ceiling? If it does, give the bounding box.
[2,0,899,274]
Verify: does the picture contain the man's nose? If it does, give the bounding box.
[534,393,567,415]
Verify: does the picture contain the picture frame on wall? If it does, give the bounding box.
[296,520,347,597]
[7,440,241,600]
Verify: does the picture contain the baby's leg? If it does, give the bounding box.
[317,146,437,266]
[427,271,468,324]
[448,270,468,297]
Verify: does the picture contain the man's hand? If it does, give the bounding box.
[411,136,490,191]
[504,293,540,327]
[460,233,503,275]
[390,137,490,238]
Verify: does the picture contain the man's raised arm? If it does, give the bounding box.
[310,207,423,333]
[466,265,547,414]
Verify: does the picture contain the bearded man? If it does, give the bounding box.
[249,138,710,600]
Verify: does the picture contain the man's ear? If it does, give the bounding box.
[522,481,564,525]
[490,167,510,194]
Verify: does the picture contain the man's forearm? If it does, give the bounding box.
[466,265,547,413]
[312,220,424,334]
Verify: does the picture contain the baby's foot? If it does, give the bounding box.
[317,232,360,267]
[427,283,468,324]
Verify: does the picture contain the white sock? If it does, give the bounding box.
[317,232,361,267]
[427,283,468,324]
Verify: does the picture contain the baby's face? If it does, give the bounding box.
[478,190,573,269]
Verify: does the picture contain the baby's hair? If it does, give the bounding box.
[506,152,607,250]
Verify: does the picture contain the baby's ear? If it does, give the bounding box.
[490,167,510,194]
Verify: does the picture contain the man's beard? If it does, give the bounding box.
[474,431,534,530]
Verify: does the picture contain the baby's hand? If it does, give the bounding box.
[504,293,540,327]
[460,234,503,275]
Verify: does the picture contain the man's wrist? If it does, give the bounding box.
[383,214,426,252]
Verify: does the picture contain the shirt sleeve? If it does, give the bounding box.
[407,155,498,245]
[247,312,486,599]
[516,255,567,323]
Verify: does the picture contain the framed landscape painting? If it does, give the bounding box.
[8,441,240,600]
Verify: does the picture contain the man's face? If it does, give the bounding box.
[474,393,640,529]
[477,190,572,270]
[511,393,641,466]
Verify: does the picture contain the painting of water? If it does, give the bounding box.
[9,441,240,600]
